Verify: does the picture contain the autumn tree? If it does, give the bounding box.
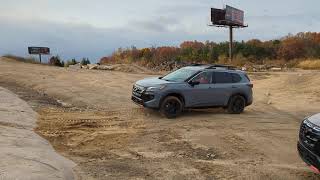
[99,32,320,67]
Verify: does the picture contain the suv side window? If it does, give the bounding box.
[213,72,233,84]
[231,73,242,83]
[191,72,212,84]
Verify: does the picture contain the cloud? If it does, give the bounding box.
[129,16,181,33]
[1,3,320,62]
[243,13,320,39]
[0,15,227,61]
[0,16,130,62]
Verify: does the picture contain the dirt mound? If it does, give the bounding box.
[112,64,155,74]
[95,63,157,74]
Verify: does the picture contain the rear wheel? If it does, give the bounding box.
[160,96,183,119]
[227,95,246,114]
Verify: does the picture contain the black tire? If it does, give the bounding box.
[227,95,246,114]
[160,96,183,119]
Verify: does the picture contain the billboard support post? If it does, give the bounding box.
[210,5,247,63]
[39,54,42,63]
[229,26,233,62]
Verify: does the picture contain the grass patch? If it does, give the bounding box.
[297,59,320,70]
[2,54,40,64]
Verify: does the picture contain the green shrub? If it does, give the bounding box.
[48,55,64,67]
[65,58,78,67]
[80,58,91,65]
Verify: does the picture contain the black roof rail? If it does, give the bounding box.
[206,64,237,70]
[189,63,207,66]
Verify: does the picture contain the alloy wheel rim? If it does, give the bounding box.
[233,99,244,112]
[165,100,180,115]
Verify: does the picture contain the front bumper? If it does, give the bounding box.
[297,141,320,173]
[131,91,161,109]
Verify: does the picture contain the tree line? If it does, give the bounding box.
[100,32,320,66]
[49,56,91,67]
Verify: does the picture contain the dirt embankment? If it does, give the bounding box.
[0,86,76,180]
[0,57,320,179]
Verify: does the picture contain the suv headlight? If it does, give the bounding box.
[146,85,167,91]
[303,118,320,132]
[314,126,320,132]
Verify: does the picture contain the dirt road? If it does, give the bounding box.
[0,57,319,179]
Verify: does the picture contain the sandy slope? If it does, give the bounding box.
[0,57,319,179]
[0,86,76,180]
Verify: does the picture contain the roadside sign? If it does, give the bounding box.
[28,47,50,63]
[28,47,50,55]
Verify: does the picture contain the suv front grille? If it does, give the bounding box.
[300,120,320,156]
[132,85,154,102]
[132,85,145,97]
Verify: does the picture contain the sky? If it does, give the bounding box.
[0,0,319,62]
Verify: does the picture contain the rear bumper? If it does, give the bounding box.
[246,94,253,106]
[297,141,320,173]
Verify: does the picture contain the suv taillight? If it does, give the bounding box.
[247,83,253,88]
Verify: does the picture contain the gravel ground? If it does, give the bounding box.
[0,57,319,179]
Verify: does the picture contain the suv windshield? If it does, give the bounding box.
[162,68,198,82]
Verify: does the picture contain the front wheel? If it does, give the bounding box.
[160,96,183,119]
[227,95,246,114]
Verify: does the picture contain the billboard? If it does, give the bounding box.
[225,5,244,26]
[211,8,226,25]
[28,47,50,55]
[211,5,245,27]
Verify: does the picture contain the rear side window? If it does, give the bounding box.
[213,72,233,84]
[231,73,242,83]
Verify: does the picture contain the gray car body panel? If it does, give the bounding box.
[133,66,253,109]
[308,113,320,126]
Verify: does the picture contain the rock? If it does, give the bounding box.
[57,100,72,108]
[69,63,81,70]
[267,100,272,105]
[97,65,114,70]
[265,91,271,96]
[87,64,98,70]
[270,67,282,71]
[81,65,88,69]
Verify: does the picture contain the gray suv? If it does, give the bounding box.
[132,64,253,118]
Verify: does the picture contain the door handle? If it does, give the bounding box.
[232,86,237,88]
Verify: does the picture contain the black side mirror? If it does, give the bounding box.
[189,81,200,87]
